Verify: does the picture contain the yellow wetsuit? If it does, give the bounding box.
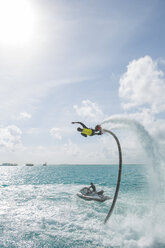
[81,128,93,136]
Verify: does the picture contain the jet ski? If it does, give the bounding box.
[77,187,111,202]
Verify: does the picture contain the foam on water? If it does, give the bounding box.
[0,180,163,248]
[0,183,112,248]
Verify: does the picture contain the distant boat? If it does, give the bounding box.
[43,162,47,166]
[0,163,18,166]
[26,163,34,166]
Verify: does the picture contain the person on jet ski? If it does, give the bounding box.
[72,122,102,137]
[88,182,96,192]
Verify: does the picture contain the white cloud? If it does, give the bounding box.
[118,56,165,145]
[73,99,105,123]
[148,118,165,144]
[50,128,62,140]
[0,125,23,151]
[63,139,80,157]
[26,128,41,135]
[18,112,31,120]
[119,56,165,113]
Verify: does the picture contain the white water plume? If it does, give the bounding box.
[101,116,165,245]
[101,116,163,175]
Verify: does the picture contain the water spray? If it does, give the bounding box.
[103,129,122,223]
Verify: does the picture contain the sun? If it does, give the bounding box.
[0,0,35,45]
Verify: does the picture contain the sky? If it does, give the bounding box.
[0,0,165,165]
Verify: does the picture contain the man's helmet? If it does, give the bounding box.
[95,125,101,131]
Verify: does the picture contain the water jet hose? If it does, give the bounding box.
[103,129,122,223]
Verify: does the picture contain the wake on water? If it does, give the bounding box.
[101,116,165,247]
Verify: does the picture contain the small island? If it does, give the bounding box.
[25,163,34,166]
[0,163,18,166]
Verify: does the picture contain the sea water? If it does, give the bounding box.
[0,164,164,248]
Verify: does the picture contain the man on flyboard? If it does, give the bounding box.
[72,122,103,137]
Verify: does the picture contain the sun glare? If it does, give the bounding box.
[0,0,35,45]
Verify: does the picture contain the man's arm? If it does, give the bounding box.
[95,131,102,135]
[72,122,87,128]
[81,133,87,137]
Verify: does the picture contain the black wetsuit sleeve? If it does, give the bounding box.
[81,133,87,137]
[94,131,102,135]
[96,131,102,135]
[72,122,87,128]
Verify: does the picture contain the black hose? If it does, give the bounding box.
[103,129,122,223]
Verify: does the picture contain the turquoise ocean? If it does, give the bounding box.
[0,164,164,248]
